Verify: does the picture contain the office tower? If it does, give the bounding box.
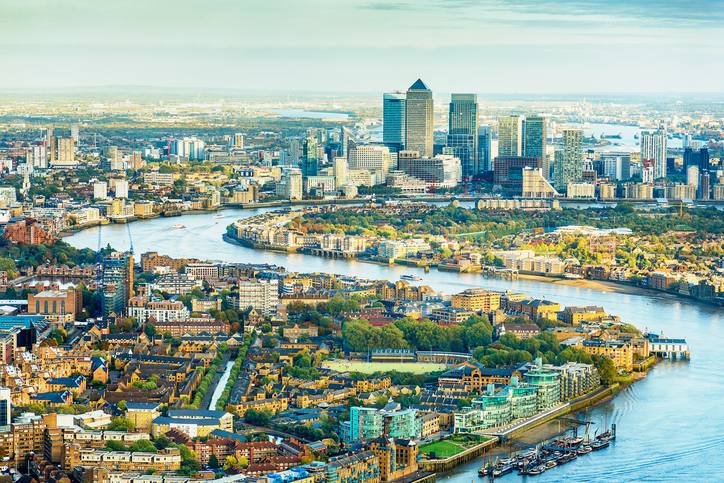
[478,126,492,172]
[289,140,300,166]
[46,126,53,146]
[333,157,349,190]
[102,252,133,318]
[171,138,205,161]
[498,116,523,157]
[0,387,9,428]
[71,124,79,145]
[553,128,583,191]
[94,182,108,200]
[302,138,318,177]
[348,145,391,184]
[701,171,711,200]
[641,128,667,179]
[405,79,434,157]
[383,92,406,148]
[522,167,558,198]
[684,147,710,171]
[687,165,699,189]
[523,116,547,177]
[683,133,692,149]
[49,136,57,161]
[130,151,144,170]
[115,180,129,199]
[494,156,542,194]
[448,93,479,178]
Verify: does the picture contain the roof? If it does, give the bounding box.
[168,409,229,419]
[408,79,430,91]
[152,416,221,426]
[125,402,161,410]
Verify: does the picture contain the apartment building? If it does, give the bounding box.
[451,288,501,313]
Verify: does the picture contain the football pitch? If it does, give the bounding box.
[321,360,447,374]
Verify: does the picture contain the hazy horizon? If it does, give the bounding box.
[2,0,723,94]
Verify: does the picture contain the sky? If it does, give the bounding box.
[1,0,723,93]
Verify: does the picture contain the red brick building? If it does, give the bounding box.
[3,218,57,245]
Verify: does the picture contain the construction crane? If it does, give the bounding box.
[126,223,134,256]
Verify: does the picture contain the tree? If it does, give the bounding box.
[105,440,127,452]
[208,454,220,469]
[223,456,238,470]
[154,434,170,450]
[261,323,272,334]
[107,417,135,431]
[145,323,156,337]
[117,400,127,411]
[130,439,157,452]
[244,408,271,426]
[597,357,617,385]
[238,456,249,467]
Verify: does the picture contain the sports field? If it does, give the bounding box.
[321,360,447,374]
[419,440,467,457]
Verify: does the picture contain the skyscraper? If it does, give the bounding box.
[333,157,349,189]
[448,94,478,178]
[0,386,9,428]
[554,128,583,191]
[289,140,300,166]
[383,92,406,148]
[641,128,667,180]
[523,116,547,177]
[71,124,79,145]
[302,137,318,177]
[405,79,434,157]
[498,116,523,157]
[478,126,492,172]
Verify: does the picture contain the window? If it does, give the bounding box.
[44,301,48,313]
[53,301,57,313]
[36,301,40,313]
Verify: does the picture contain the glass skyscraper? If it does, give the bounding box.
[302,137,318,177]
[405,79,434,157]
[478,126,492,173]
[448,93,479,177]
[383,92,406,149]
[553,128,583,191]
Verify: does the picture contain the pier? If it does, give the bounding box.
[648,337,690,360]
[481,267,519,279]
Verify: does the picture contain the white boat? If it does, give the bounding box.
[564,273,582,279]
[172,224,186,229]
[212,214,224,219]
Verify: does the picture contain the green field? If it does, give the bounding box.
[419,440,467,458]
[321,360,447,374]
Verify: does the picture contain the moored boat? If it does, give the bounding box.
[172,224,185,229]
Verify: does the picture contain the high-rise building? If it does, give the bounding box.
[641,128,667,180]
[600,152,631,180]
[498,116,524,157]
[71,124,79,145]
[302,138,318,177]
[115,180,129,199]
[687,165,699,189]
[57,138,75,162]
[684,148,710,171]
[233,279,279,316]
[27,145,48,169]
[229,133,244,150]
[523,116,547,177]
[448,94,479,178]
[288,140,300,166]
[94,182,108,200]
[102,252,133,318]
[701,171,711,200]
[554,128,583,192]
[383,92,406,148]
[405,79,434,157]
[478,126,493,173]
[333,157,349,190]
[281,168,303,200]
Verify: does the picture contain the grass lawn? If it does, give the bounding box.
[419,440,467,458]
[321,360,447,374]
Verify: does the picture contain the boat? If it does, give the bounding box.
[400,275,422,281]
[212,214,224,220]
[590,440,609,451]
[527,466,545,476]
[577,446,592,455]
[492,465,515,477]
[544,460,557,469]
[172,224,186,229]
[570,436,584,446]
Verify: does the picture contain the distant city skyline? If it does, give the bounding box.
[2,0,723,93]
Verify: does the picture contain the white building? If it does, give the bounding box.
[94,182,108,200]
[687,165,699,189]
[27,145,48,168]
[566,182,596,198]
[232,279,279,316]
[641,129,667,180]
[348,145,391,184]
[185,263,219,281]
[280,168,303,200]
[333,157,349,189]
[128,300,190,324]
[115,180,129,199]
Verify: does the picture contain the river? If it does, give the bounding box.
[65,208,724,482]
[208,361,234,410]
